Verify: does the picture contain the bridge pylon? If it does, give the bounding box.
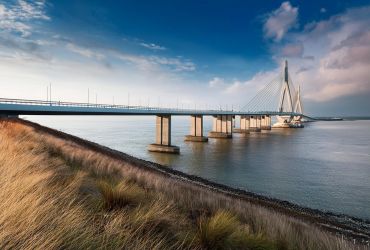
[273,60,304,128]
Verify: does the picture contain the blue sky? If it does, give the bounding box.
[1,0,370,115]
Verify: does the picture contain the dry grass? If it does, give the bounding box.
[96,179,147,210]
[0,119,365,250]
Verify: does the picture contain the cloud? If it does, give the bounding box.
[296,66,310,74]
[0,0,198,109]
[259,4,370,107]
[209,77,225,88]
[149,56,195,72]
[17,0,49,20]
[206,4,370,113]
[303,55,314,60]
[115,53,195,72]
[320,8,327,13]
[0,35,51,60]
[281,43,304,57]
[263,1,298,42]
[0,47,205,108]
[0,0,49,36]
[208,70,279,104]
[0,1,52,63]
[66,43,105,60]
[297,7,370,102]
[140,42,166,51]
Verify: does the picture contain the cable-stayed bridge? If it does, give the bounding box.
[0,60,310,153]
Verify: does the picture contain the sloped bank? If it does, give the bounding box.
[1,118,369,249]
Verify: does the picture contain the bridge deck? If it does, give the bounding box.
[0,98,304,117]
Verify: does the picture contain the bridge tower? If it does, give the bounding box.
[292,85,303,122]
[279,60,294,113]
[274,60,295,128]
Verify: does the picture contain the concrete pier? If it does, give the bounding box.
[148,115,180,154]
[261,115,272,130]
[185,115,208,142]
[234,115,250,134]
[208,115,232,138]
[249,115,261,132]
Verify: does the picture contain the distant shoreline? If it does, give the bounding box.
[313,116,370,121]
[7,118,370,244]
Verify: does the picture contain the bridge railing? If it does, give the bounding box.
[0,97,216,112]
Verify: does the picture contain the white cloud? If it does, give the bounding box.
[140,42,166,51]
[115,53,195,72]
[207,70,280,107]
[258,4,370,108]
[209,77,225,88]
[294,7,370,102]
[263,1,298,42]
[116,53,155,71]
[320,8,327,13]
[0,0,200,108]
[66,43,105,60]
[0,53,205,108]
[211,3,370,111]
[0,0,49,36]
[149,56,195,72]
[17,0,49,20]
[281,43,304,57]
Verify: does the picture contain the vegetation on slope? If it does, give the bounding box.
[0,119,360,249]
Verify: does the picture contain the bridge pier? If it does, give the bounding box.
[261,115,271,130]
[249,115,261,132]
[233,115,250,134]
[208,115,232,138]
[185,115,208,142]
[148,115,180,154]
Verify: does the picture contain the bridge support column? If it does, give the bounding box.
[240,115,250,133]
[233,115,250,134]
[208,115,232,138]
[261,115,271,130]
[148,115,179,154]
[185,115,208,142]
[249,115,261,132]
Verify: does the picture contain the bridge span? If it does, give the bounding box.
[0,60,310,153]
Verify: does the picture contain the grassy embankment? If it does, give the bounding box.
[0,119,363,249]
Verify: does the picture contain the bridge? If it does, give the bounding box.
[0,60,309,153]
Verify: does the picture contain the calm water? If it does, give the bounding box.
[25,116,370,220]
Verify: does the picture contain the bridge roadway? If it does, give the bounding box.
[0,97,307,154]
[0,98,302,117]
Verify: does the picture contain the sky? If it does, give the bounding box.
[1,0,370,116]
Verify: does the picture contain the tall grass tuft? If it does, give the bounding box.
[194,210,276,250]
[195,210,240,249]
[97,180,146,210]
